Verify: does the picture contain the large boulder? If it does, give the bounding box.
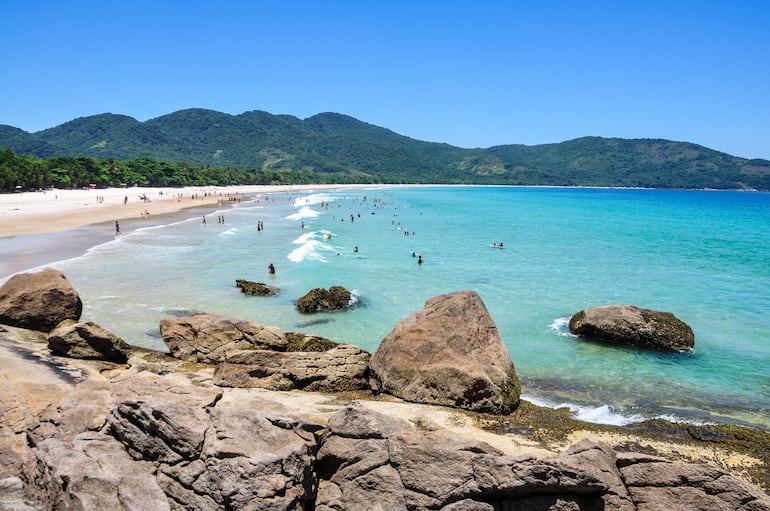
[369,290,520,414]
[159,313,287,363]
[297,286,352,313]
[0,268,82,332]
[48,321,131,363]
[569,304,695,351]
[213,343,370,392]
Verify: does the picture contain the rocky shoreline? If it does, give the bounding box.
[1,325,769,510]
[1,269,769,510]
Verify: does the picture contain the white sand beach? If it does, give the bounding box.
[0,184,373,238]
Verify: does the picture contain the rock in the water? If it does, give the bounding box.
[214,343,370,392]
[235,278,279,296]
[159,313,287,363]
[297,286,352,313]
[0,268,82,332]
[569,304,695,351]
[369,290,520,414]
[48,321,130,363]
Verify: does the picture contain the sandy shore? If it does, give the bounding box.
[0,184,375,238]
[0,184,380,279]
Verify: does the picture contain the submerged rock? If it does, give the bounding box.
[0,268,82,332]
[370,290,521,414]
[235,278,279,296]
[297,286,352,313]
[569,304,695,351]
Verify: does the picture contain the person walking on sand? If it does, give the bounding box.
[115,220,121,235]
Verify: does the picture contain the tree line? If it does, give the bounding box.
[0,149,384,192]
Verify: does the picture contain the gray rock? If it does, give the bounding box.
[370,290,520,414]
[107,399,319,511]
[159,313,287,363]
[618,455,770,511]
[315,407,631,511]
[0,477,39,511]
[31,431,170,511]
[213,343,370,392]
[0,269,82,332]
[47,321,130,363]
[315,408,770,511]
[569,304,695,351]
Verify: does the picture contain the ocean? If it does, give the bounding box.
[8,186,770,428]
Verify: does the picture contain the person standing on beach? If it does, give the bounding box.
[115,220,121,235]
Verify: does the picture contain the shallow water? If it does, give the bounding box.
[14,186,770,428]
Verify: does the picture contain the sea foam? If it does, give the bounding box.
[286,206,320,220]
[549,317,577,337]
[293,193,336,207]
[287,232,335,262]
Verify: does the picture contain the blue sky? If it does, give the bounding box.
[2,1,769,159]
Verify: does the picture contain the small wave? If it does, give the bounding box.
[293,231,318,244]
[292,193,336,207]
[348,289,361,307]
[570,404,644,425]
[549,317,577,337]
[219,227,238,236]
[287,238,334,263]
[523,395,643,426]
[286,205,320,221]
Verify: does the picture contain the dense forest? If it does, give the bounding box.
[2,109,770,191]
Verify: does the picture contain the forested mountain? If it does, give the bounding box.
[2,108,769,190]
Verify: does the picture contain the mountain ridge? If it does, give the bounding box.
[2,108,769,190]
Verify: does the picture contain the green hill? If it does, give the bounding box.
[2,109,769,190]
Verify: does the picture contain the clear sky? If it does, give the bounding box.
[2,0,769,159]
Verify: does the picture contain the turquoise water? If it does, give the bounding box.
[26,186,770,428]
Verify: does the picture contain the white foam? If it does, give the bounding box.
[286,205,320,220]
[523,395,643,426]
[293,231,317,244]
[287,232,337,263]
[292,193,336,207]
[549,317,577,337]
[219,227,238,236]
